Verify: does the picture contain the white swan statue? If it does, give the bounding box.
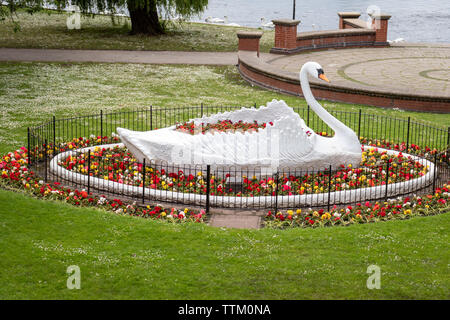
[117,62,362,171]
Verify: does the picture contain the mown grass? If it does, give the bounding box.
[0,61,449,299]
[0,189,449,299]
[1,61,449,155]
[0,9,274,52]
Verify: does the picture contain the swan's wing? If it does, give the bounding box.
[117,100,315,167]
[192,99,297,125]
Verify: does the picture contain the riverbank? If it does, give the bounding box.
[0,9,274,52]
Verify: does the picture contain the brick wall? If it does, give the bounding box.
[237,31,263,57]
[271,11,391,54]
[272,19,301,51]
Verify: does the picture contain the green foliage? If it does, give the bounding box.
[1,0,209,34]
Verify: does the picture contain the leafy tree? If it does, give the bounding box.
[1,0,209,35]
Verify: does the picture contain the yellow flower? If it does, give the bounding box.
[287,210,293,216]
[296,209,302,214]
[197,171,202,176]
[161,212,166,217]
[313,211,319,217]
[184,208,188,213]
[404,209,412,215]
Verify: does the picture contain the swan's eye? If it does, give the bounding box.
[317,68,324,76]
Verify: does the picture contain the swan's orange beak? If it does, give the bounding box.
[319,74,330,83]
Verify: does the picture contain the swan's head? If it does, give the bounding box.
[303,61,330,83]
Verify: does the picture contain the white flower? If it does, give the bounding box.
[97,196,107,205]
[333,212,341,218]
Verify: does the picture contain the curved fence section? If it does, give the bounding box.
[28,105,450,212]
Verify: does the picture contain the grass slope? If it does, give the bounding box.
[0,188,448,299]
[0,10,274,52]
[0,62,449,299]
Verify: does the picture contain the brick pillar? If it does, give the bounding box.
[237,31,264,57]
[272,19,301,51]
[337,12,361,29]
[370,13,391,44]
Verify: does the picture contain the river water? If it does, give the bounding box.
[192,0,450,43]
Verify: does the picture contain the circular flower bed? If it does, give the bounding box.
[57,145,429,197]
[2,133,448,229]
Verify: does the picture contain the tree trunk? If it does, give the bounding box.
[127,0,164,35]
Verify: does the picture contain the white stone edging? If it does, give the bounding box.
[49,144,435,208]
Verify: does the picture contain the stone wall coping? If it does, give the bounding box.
[237,31,264,39]
[337,12,361,18]
[297,28,375,40]
[370,13,392,20]
[271,19,301,26]
[343,18,370,29]
[238,51,450,102]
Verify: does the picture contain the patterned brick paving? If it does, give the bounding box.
[264,44,450,97]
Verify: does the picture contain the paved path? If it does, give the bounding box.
[264,44,450,98]
[0,48,238,65]
[4,46,448,99]
[208,210,264,229]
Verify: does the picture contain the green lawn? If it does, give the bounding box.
[0,9,274,52]
[1,189,449,299]
[0,61,449,299]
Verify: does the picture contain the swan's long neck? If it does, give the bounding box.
[300,66,350,136]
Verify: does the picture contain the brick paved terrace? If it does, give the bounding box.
[238,43,450,112]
